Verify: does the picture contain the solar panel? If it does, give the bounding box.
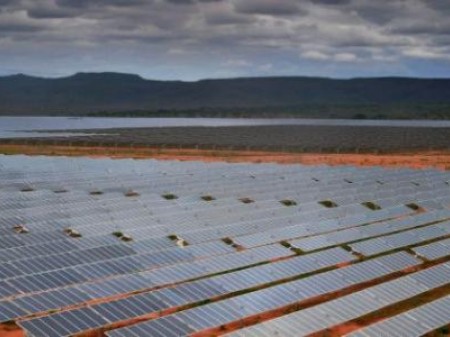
[224,262,450,337]
[350,221,450,256]
[105,252,420,337]
[346,295,450,337]
[20,307,110,337]
[15,247,353,330]
[289,210,450,252]
[413,237,450,260]
[1,155,449,337]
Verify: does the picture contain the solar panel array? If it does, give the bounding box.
[346,294,450,337]
[0,155,449,337]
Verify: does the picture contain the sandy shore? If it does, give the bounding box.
[1,144,449,170]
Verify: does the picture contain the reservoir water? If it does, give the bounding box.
[0,116,449,138]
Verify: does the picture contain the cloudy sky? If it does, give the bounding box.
[0,0,449,80]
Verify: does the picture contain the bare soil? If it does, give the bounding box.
[1,144,449,170]
[0,323,24,337]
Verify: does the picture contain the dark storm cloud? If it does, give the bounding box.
[55,0,152,8]
[351,1,409,25]
[204,11,250,25]
[0,22,43,32]
[425,0,450,13]
[310,0,350,5]
[232,0,304,15]
[27,6,79,19]
[165,0,195,4]
[0,0,449,79]
[391,22,450,36]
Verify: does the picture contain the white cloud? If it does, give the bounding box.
[402,47,450,60]
[1,0,450,78]
[334,52,357,62]
[221,58,251,67]
[301,50,358,62]
[259,63,273,71]
[167,47,189,55]
[301,50,329,60]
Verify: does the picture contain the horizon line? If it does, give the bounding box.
[2,71,450,82]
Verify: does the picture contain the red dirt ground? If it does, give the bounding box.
[0,323,24,337]
[1,144,450,170]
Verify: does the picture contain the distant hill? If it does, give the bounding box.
[1,72,450,118]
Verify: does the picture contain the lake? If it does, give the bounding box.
[1,116,450,138]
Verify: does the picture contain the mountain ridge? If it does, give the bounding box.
[1,72,450,116]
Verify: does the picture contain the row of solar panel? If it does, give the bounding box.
[104,252,420,337]
[3,157,444,192]
[231,205,426,249]
[0,192,442,302]
[182,205,412,245]
[0,170,374,196]
[0,159,397,183]
[0,175,446,245]
[350,219,450,256]
[1,165,446,211]
[0,236,238,282]
[289,209,450,252]
[1,158,442,183]
[346,294,450,337]
[3,171,443,199]
[2,180,442,218]
[226,262,450,337]
[2,173,445,213]
[0,196,408,266]
[0,242,290,301]
[9,246,352,332]
[0,198,428,298]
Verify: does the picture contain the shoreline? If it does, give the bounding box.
[1,144,449,170]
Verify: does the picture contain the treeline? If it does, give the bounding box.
[86,103,450,120]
